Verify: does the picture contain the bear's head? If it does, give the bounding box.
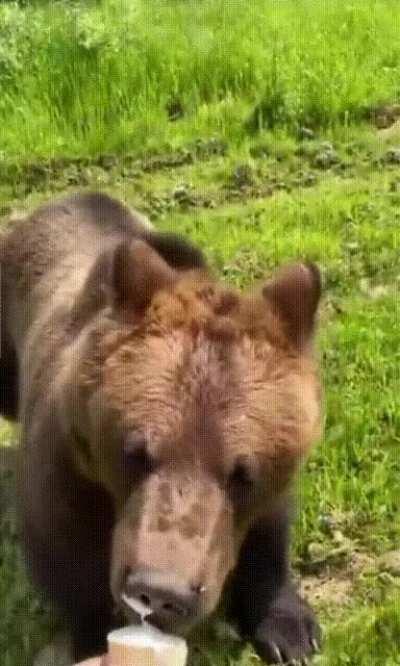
[60,238,321,634]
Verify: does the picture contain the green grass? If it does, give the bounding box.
[1,0,400,163]
[1,0,400,664]
[2,135,400,664]
[316,596,400,665]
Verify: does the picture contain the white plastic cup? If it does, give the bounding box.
[107,624,188,666]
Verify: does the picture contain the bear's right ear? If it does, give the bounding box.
[105,239,177,312]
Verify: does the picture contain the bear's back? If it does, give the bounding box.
[0,193,152,420]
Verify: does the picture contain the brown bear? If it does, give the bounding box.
[0,192,322,664]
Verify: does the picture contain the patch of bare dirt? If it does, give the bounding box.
[369,104,400,129]
[299,551,377,608]
[300,575,352,607]
[377,119,400,142]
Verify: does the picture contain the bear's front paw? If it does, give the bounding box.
[253,590,321,665]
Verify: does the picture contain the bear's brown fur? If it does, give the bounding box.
[0,192,322,663]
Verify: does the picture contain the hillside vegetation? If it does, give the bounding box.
[1,0,400,164]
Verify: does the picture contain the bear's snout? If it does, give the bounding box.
[111,470,236,629]
[121,567,203,633]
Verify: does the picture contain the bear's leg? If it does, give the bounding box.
[70,609,112,662]
[25,525,114,663]
[21,463,116,663]
[229,507,321,664]
[0,342,19,420]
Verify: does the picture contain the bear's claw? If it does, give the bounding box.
[311,638,320,653]
[270,642,284,664]
[253,589,321,665]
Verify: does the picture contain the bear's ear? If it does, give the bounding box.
[109,239,176,311]
[70,240,176,330]
[262,262,321,349]
[144,231,206,270]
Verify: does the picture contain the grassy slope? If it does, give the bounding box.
[1,1,400,665]
[1,0,400,162]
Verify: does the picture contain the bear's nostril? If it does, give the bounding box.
[122,569,200,625]
[162,601,186,616]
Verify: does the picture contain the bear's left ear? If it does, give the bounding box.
[110,239,176,311]
[262,262,321,350]
[71,240,176,330]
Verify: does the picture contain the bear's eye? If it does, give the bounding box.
[229,461,254,486]
[73,430,92,464]
[122,434,155,481]
[228,456,257,501]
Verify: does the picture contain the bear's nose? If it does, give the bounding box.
[122,568,202,632]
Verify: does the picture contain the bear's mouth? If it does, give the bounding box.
[119,591,193,637]
[121,592,153,624]
[121,594,152,622]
